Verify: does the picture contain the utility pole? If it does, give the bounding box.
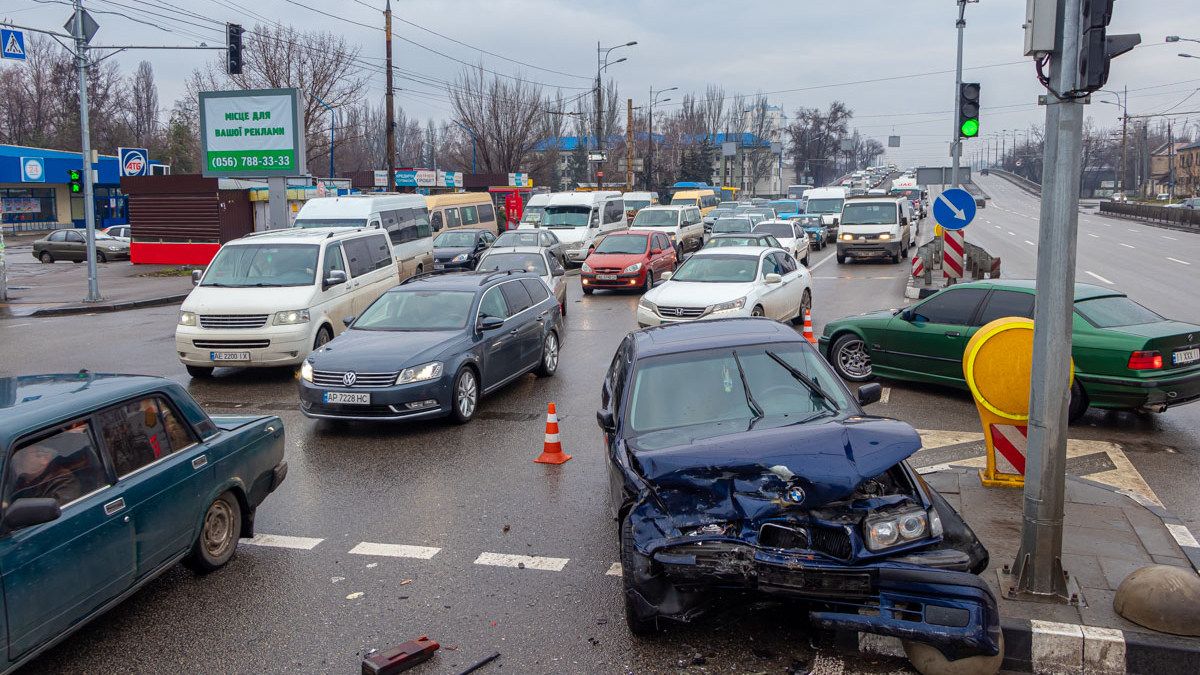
[626,98,633,191]
[384,0,396,190]
[647,87,655,191]
[73,0,100,302]
[1119,86,1128,195]
[950,0,969,187]
[1010,0,1086,602]
[595,42,603,189]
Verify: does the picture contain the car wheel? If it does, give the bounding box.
[1068,380,1089,423]
[802,253,810,266]
[831,333,874,381]
[560,298,567,317]
[751,305,765,318]
[450,367,478,424]
[643,272,654,293]
[39,251,53,263]
[792,289,812,326]
[837,254,848,264]
[97,251,107,263]
[620,516,662,637]
[186,365,214,378]
[536,331,560,377]
[313,325,333,350]
[582,286,594,295]
[184,491,242,573]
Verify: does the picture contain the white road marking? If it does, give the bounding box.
[1162,235,1178,241]
[1024,240,1036,246]
[993,224,1001,229]
[474,552,570,572]
[880,387,890,404]
[1084,271,1114,285]
[808,251,837,271]
[1119,243,1135,249]
[1087,233,1100,238]
[1008,231,1017,236]
[349,542,441,559]
[606,563,623,576]
[1166,522,1200,549]
[244,534,324,550]
[1167,257,1191,266]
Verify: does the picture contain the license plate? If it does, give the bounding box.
[433,263,445,270]
[597,274,617,280]
[323,392,370,405]
[210,351,250,362]
[1173,348,1200,365]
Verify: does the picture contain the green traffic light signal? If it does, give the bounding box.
[960,119,980,138]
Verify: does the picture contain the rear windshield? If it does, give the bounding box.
[494,232,542,247]
[754,222,793,238]
[712,219,753,234]
[632,210,679,227]
[1075,296,1164,328]
[478,252,548,276]
[805,198,843,214]
[625,200,651,211]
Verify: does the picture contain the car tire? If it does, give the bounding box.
[1068,380,1088,423]
[186,365,214,378]
[97,251,107,263]
[582,286,594,295]
[643,272,654,293]
[792,289,812,326]
[313,325,333,351]
[837,254,848,264]
[620,516,662,637]
[450,366,478,424]
[39,251,53,263]
[830,333,874,382]
[184,491,242,574]
[536,331,560,377]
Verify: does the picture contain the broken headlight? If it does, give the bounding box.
[864,507,938,551]
[683,522,735,537]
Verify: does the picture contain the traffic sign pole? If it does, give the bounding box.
[950,0,968,188]
[73,0,101,303]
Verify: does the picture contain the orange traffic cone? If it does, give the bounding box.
[802,308,817,345]
[534,402,572,464]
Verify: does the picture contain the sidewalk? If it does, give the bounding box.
[849,468,1200,673]
[0,250,194,318]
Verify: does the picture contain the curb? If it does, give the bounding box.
[26,292,189,317]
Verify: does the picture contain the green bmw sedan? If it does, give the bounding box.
[819,280,1200,421]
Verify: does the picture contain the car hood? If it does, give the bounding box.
[629,417,922,522]
[308,328,462,372]
[434,246,475,260]
[539,227,589,244]
[181,285,315,314]
[645,280,754,307]
[586,252,646,268]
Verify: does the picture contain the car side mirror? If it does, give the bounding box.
[325,269,348,288]
[191,269,203,286]
[857,383,883,406]
[478,315,505,332]
[342,315,356,328]
[552,267,565,277]
[3,498,61,530]
[764,273,783,284]
[660,271,673,281]
[596,409,616,433]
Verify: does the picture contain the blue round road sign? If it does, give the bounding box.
[932,187,977,231]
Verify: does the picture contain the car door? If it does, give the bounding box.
[777,251,807,320]
[63,229,87,261]
[477,285,522,387]
[651,233,675,274]
[684,208,703,250]
[341,236,374,314]
[94,395,207,579]
[499,280,541,371]
[0,418,135,660]
[756,252,790,319]
[882,287,989,382]
[315,243,355,331]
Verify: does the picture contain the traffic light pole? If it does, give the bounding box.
[950,0,967,188]
[74,0,101,303]
[1009,0,1086,602]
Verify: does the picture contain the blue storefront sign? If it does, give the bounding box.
[19,157,44,182]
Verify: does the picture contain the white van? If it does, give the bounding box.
[804,187,847,229]
[629,205,704,254]
[294,194,433,280]
[175,227,398,376]
[518,191,627,265]
[835,196,917,265]
[519,193,551,227]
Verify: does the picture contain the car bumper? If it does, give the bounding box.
[175,325,313,367]
[565,248,588,264]
[1077,367,1200,412]
[297,376,453,421]
[837,241,901,258]
[644,543,1000,660]
[432,259,474,271]
[582,271,645,289]
[636,305,746,328]
[99,249,131,260]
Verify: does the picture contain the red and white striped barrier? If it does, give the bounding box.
[943,229,965,279]
[911,255,924,278]
[989,423,1028,476]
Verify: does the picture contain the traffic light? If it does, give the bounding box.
[1078,0,1139,93]
[68,169,82,195]
[958,82,980,139]
[226,23,244,75]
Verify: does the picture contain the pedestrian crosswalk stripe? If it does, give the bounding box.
[349,542,441,559]
[244,533,324,550]
[473,552,569,571]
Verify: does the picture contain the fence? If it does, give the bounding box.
[988,168,1042,196]
[1098,201,1200,231]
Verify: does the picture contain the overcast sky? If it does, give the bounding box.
[5,0,1198,167]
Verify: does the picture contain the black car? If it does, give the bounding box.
[597,319,999,664]
[299,270,563,423]
[433,228,495,271]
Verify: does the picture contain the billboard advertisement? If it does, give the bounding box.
[199,88,304,178]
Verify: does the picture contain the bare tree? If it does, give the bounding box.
[787,101,852,185]
[449,65,548,173]
[127,61,159,149]
[744,95,778,195]
[0,35,68,147]
[701,85,726,141]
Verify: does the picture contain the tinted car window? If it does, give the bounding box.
[322,244,346,279]
[521,278,550,302]
[1075,296,1165,328]
[912,288,988,324]
[604,199,624,224]
[478,287,509,320]
[66,231,85,243]
[431,212,444,232]
[390,223,416,245]
[461,206,479,225]
[975,290,1035,325]
[366,234,393,269]
[49,231,66,242]
[500,281,534,314]
[779,252,798,274]
[6,420,108,507]
[96,397,192,476]
[343,237,374,277]
[479,203,496,223]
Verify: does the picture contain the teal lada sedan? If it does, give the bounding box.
[0,373,287,672]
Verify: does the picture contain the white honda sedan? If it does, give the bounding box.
[636,247,812,328]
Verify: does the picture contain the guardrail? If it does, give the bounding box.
[987,168,1042,196]
[1099,201,1200,231]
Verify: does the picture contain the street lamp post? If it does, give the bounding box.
[1098,87,1128,195]
[595,40,636,188]
[647,86,676,191]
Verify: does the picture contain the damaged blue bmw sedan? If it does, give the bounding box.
[596,318,1001,663]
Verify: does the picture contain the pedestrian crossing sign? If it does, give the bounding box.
[1,29,25,61]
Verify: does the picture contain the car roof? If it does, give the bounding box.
[0,374,176,449]
[637,205,687,211]
[482,246,548,256]
[631,318,803,358]
[232,227,378,244]
[692,245,772,258]
[708,232,772,239]
[845,196,902,205]
[398,269,541,290]
[436,227,490,237]
[946,279,1121,300]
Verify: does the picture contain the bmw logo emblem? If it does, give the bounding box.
[342,371,357,387]
[786,487,805,504]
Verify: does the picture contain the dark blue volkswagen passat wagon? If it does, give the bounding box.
[298,270,563,424]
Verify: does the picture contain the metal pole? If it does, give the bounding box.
[626,98,633,191]
[1010,0,1086,601]
[471,135,476,175]
[75,0,100,302]
[950,0,966,188]
[384,0,396,189]
[1119,89,1128,195]
[328,110,335,179]
[646,87,654,191]
[1168,120,1176,201]
[595,42,603,189]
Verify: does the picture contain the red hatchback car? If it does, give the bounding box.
[581,230,677,294]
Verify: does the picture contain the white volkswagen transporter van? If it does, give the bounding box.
[518,191,626,265]
[294,194,433,280]
[175,227,398,376]
[835,196,916,264]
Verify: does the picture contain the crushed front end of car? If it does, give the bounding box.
[620,418,999,661]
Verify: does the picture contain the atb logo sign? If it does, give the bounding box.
[20,157,44,183]
[118,147,150,177]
